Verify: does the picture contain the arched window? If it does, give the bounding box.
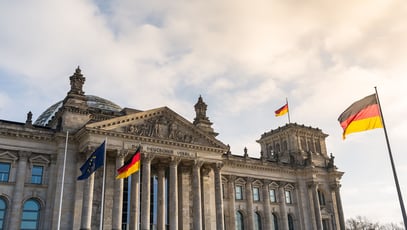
[288,214,294,230]
[254,212,262,230]
[236,211,244,230]
[272,213,278,230]
[0,197,6,230]
[20,199,40,230]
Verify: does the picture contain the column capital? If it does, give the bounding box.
[262,179,272,186]
[194,160,204,168]
[141,152,155,163]
[18,151,31,160]
[116,149,127,159]
[330,182,341,190]
[170,156,181,166]
[307,182,320,189]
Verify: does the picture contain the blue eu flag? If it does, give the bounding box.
[77,141,105,180]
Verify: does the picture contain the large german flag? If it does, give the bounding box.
[116,147,141,179]
[338,94,383,139]
[275,103,288,117]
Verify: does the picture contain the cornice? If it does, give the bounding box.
[0,127,55,142]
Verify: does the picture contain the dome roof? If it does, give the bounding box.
[34,95,122,126]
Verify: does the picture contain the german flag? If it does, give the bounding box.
[116,147,141,179]
[338,94,383,139]
[275,103,288,117]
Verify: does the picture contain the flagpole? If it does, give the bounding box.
[375,87,407,228]
[100,138,107,230]
[57,131,69,229]
[286,97,291,124]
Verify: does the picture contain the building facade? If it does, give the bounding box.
[0,68,345,230]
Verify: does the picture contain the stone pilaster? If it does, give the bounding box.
[227,175,236,230]
[310,183,322,230]
[9,151,30,230]
[278,184,289,230]
[245,177,254,229]
[262,180,272,229]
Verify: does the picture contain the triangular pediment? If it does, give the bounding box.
[0,151,18,162]
[29,155,50,165]
[86,107,227,150]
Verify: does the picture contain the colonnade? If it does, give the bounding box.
[79,151,225,230]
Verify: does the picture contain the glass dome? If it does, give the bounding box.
[34,95,122,126]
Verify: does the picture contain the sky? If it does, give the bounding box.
[1,0,407,225]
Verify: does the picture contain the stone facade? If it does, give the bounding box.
[0,68,345,230]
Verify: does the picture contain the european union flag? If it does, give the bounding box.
[77,141,105,180]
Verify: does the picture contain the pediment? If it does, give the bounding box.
[29,155,50,165]
[0,151,18,162]
[86,107,227,150]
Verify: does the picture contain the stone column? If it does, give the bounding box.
[245,177,254,229]
[214,163,224,230]
[112,151,125,230]
[192,160,203,230]
[262,180,272,229]
[278,184,289,230]
[140,153,153,230]
[332,183,345,230]
[9,151,30,230]
[227,175,236,230]
[129,167,140,230]
[156,164,166,230]
[169,157,180,230]
[80,173,95,230]
[179,165,192,230]
[311,183,322,230]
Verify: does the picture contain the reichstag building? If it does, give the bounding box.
[0,67,345,230]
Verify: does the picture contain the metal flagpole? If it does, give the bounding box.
[57,131,69,229]
[375,87,407,229]
[100,138,108,230]
[286,97,291,124]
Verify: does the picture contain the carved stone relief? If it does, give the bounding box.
[125,115,202,144]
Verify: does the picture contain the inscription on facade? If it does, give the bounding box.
[144,145,195,157]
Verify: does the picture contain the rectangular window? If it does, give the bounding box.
[269,189,276,202]
[0,163,10,182]
[31,165,43,184]
[253,187,260,201]
[235,185,243,200]
[285,190,292,204]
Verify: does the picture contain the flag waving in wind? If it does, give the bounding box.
[338,93,383,139]
[116,146,141,179]
[275,103,288,117]
[77,141,105,180]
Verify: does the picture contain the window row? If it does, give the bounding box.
[0,197,41,230]
[235,210,295,230]
[0,162,44,184]
[234,185,293,204]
